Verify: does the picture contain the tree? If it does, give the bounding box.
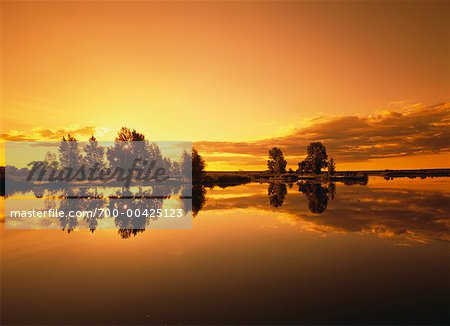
[181,148,205,182]
[43,151,57,169]
[306,142,328,174]
[106,127,149,170]
[114,127,145,141]
[192,148,205,182]
[180,150,191,179]
[297,160,311,175]
[147,142,164,167]
[267,147,287,174]
[171,161,181,175]
[162,157,173,174]
[328,157,336,176]
[83,135,105,170]
[59,134,82,170]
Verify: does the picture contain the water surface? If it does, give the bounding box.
[1,177,449,324]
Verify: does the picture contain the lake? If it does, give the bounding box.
[1,176,449,324]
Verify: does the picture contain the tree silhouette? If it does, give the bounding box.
[267,147,287,174]
[59,134,82,170]
[180,150,191,181]
[83,135,105,171]
[106,127,150,172]
[114,127,145,141]
[192,148,205,182]
[181,148,205,183]
[147,142,164,168]
[171,161,181,175]
[328,157,336,176]
[297,160,312,175]
[162,157,173,174]
[306,142,328,174]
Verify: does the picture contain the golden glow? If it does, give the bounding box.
[1,1,449,169]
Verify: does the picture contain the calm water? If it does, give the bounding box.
[1,177,449,324]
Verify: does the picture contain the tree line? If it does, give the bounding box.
[267,142,336,175]
[40,127,199,179]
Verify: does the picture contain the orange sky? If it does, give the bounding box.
[1,1,449,170]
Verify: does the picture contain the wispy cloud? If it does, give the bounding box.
[2,102,448,167]
[1,126,99,142]
[195,102,450,164]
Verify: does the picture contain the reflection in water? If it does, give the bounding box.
[110,188,163,239]
[180,185,207,218]
[83,197,106,233]
[6,184,202,238]
[18,185,189,238]
[268,183,287,208]
[59,196,80,233]
[192,185,207,217]
[328,182,336,200]
[199,179,450,245]
[4,178,450,244]
[269,181,335,214]
[41,188,108,233]
[2,178,449,326]
[298,182,331,214]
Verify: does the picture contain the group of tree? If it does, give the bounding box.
[52,127,205,180]
[267,142,336,175]
[267,181,336,213]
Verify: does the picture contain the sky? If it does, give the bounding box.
[1,1,449,170]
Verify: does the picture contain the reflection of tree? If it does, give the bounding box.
[53,188,107,233]
[298,182,329,214]
[32,188,45,198]
[110,188,164,239]
[267,182,332,211]
[40,186,176,237]
[194,182,449,245]
[328,182,336,200]
[44,190,58,210]
[181,185,207,217]
[192,186,207,217]
[82,190,106,233]
[268,183,287,208]
[59,190,83,233]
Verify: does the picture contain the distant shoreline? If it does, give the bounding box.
[202,168,450,186]
[205,168,450,175]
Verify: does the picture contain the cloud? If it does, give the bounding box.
[1,126,98,142]
[194,102,450,164]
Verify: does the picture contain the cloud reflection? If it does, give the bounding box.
[202,181,450,246]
